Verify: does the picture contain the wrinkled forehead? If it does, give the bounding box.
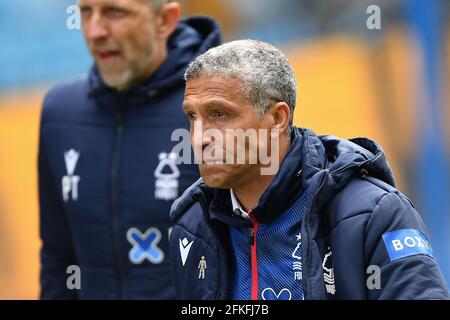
[184,76,246,103]
[182,76,256,118]
[77,0,148,8]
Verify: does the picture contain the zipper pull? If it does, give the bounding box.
[248,210,256,246]
[249,227,255,246]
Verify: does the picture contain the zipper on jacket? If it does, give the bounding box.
[303,170,329,300]
[111,103,126,298]
[248,210,259,300]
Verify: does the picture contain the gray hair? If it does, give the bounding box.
[184,39,297,135]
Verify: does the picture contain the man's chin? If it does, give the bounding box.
[199,164,234,189]
[99,69,133,91]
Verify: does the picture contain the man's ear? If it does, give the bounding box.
[155,2,181,40]
[268,102,291,136]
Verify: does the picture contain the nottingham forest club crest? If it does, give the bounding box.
[154,152,180,201]
[323,247,336,295]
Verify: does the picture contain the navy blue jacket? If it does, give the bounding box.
[169,128,449,299]
[39,17,222,299]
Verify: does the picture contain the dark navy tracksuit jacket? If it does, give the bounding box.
[38,17,222,299]
[169,128,450,300]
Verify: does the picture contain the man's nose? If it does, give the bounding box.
[84,13,109,41]
[191,120,214,151]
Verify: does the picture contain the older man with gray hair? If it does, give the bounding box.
[169,39,449,300]
[38,0,222,299]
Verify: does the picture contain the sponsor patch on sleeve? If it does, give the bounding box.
[382,229,434,262]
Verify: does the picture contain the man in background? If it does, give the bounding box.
[38,0,221,299]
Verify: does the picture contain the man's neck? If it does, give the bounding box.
[118,47,167,92]
[232,174,276,212]
[143,47,168,82]
[233,135,291,212]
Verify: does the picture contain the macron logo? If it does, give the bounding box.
[179,237,193,266]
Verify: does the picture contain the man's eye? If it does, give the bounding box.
[186,112,197,120]
[211,111,225,118]
[105,7,127,18]
[80,7,92,18]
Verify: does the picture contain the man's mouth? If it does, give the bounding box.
[95,50,121,61]
[203,159,220,165]
[201,157,228,165]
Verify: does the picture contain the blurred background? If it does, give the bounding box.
[0,0,449,299]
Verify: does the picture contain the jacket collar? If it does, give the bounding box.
[209,128,312,225]
[208,127,396,225]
